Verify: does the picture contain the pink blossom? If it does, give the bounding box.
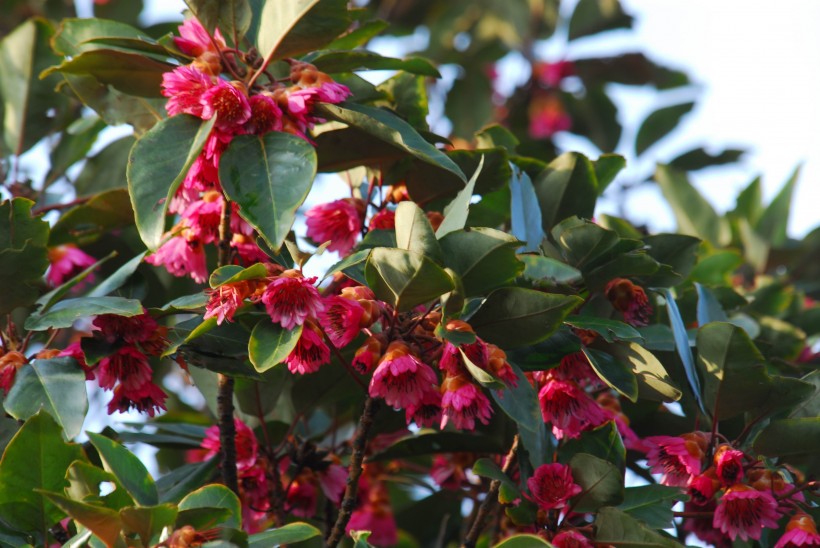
[285,322,330,375]
[305,198,363,253]
[351,335,385,375]
[526,463,582,510]
[689,471,719,506]
[318,295,364,348]
[346,506,398,547]
[161,65,212,118]
[285,477,317,518]
[318,463,347,504]
[538,378,608,439]
[96,346,152,391]
[528,94,571,139]
[93,311,158,344]
[174,18,226,58]
[239,463,271,533]
[645,432,709,487]
[713,484,780,541]
[551,529,593,548]
[204,281,262,325]
[775,514,820,548]
[181,192,223,244]
[46,245,96,287]
[198,418,259,471]
[440,373,493,431]
[534,60,575,88]
[200,79,252,130]
[146,235,208,283]
[405,389,442,428]
[58,342,93,380]
[262,272,324,329]
[243,93,283,135]
[107,381,167,417]
[714,445,745,486]
[369,342,439,409]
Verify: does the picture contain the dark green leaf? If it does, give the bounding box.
[395,202,443,263]
[582,348,638,402]
[52,18,148,56]
[520,255,582,285]
[74,135,135,196]
[255,0,350,61]
[309,50,439,77]
[565,316,642,343]
[568,0,633,41]
[669,146,744,172]
[219,132,317,252]
[45,49,169,97]
[574,53,688,89]
[24,296,143,331]
[4,358,88,440]
[87,433,158,506]
[120,504,177,546]
[559,422,625,472]
[248,522,322,547]
[470,287,583,348]
[534,152,597,232]
[569,453,623,512]
[753,418,820,457]
[594,507,681,547]
[0,197,49,249]
[641,233,700,287]
[158,459,218,504]
[617,485,687,529]
[369,431,504,462]
[655,165,730,246]
[178,484,242,529]
[128,114,216,250]
[594,153,626,193]
[635,102,694,156]
[184,0,252,46]
[439,228,523,296]
[364,248,454,311]
[376,72,429,130]
[88,251,148,298]
[664,289,705,414]
[49,188,134,246]
[248,320,302,373]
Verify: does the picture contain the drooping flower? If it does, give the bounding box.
[96,346,153,391]
[243,93,283,135]
[369,341,439,409]
[747,468,805,512]
[538,378,608,439]
[262,271,324,330]
[284,321,330,375]
[59,341,94,380]
[440,372,493,431]
[46,244,96,287]
[551,529,594,548]
[305,198,363,254]
[146,234,208,284]
[285,475,318,518]
[93,311,158,344]
[107,381,167,417]
[318,295,364,348]
[714,444,745,486]
[528,93,572,139]
[205,283,249,325]
[239,463,272,533]
[605,278,653,327]
[645,432,709,487]
[526,463,582,511]
[0,351,26,395]
[181,191,223,244]
[405,389,442,428]
[351,335,385,375]
[161,65,213,118]
[197,418,259,471]
[683,500,732,548]
[486,343,518,387]
[775,513,820,548]
[713,484,780,541]
[200,79,252,130]
[689,470,720,506]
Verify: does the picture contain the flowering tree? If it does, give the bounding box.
[0,0,818,547]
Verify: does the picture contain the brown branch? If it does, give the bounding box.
[325,397,380,547]
[461,435,519,548]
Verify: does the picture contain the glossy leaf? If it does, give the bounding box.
[534,152,597,232]
[45,49,169,97]
[600,341,682,402]
[695,282,727,326]
[669,146,745,172]
[559,422,626,472]
[4,358,87,440]
[0,412,87,536]
[664,289,706,414]
[309,50,440,77]
[48,188,134,246]
[635,102,694,156]
[52,18,147,56]
[753,418,820,457]
[594,507,680,547]
[178,484,242,529]
[248,320,302,373]
[255,0,349,61]
[88,251,148,298]
[120,504,178,546]
[219,132,317,252]
[618,485,687,529]
[509,164,544,252]
[439,228,523,296]
[569,453,624,512]
[435,155,484,238]
[41,492,123,546]
[582,348,638,402]
[364,248,454,312]
[370,431,505,462]
[248,522,322,547]
[87,433,158,507]
[594,153,627,193]
[565,316,642,343]
[24,296,143,331]
[127,114,216,250]
[470,287,583,348]
[184,0,252,45]
[655,165,730,246]
[66,460,133,510]
[755,165,800,247]
[520,255,582,285]
[209,263,268,288]
[395,202,443,263]
[641,233,700,287]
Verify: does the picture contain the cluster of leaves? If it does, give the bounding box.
[0,0,817,547]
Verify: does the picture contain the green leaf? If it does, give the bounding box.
[66,460,133,510]
[52,18,148,56]
[559,422,626,472]
[128,114,216,250]
[41,492,122,546]
[635,102,694,156]
[75,135,135,196]
[395,202,443,263]
[669,146,744,172]
[509,164,544,252]
[44,49,169,97]
[219,132,317,252]
[689,249,743,286]
[364,248,454,312]
[24,296,143,331]
[209,263,268,288]
[594,507,681,547]
[664,289,706,414]
[120,504,178,546]
[3,358,88,440]
[568,0,633,41]
[377,71,429,130]
[248,522,322,547]
[617,485,687,529]
[369,431,504,462]
[594,154,626,194]
[184,0,252,46]
[494,535,552,547]
[598,341,681,402]
[694,283,727,326]
[568,453,623,512]
[35,252,116,313]
[754,165,800,247]
[565,316,642,343]
[655,165,730,246]
[753,418,820,457]
[308,50,440,77]
[469,288,583,348]
[534,152,597,233]
[88,251,148,298]
[733,176,763,223]
[248,320,302,373]
[472,458,520,494]
[158,459,218,504]
[255,0,349,61]
[435,155,485,238]
[255,0,321,60]
[460,348,505,390]
[641,233,701,287]
[582,348,638,402]
[439,228,523,296]
[316,102,465,182]
[45,117,106,185]
[178,484,242,529]
[48,188,134,246]
[0,244,49,314]
[0,19,69,155]
[0,412,87,536]
[87,433,158,507]
[0,198,49,249]
[520,255,582,285]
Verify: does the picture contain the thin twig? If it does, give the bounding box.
[461,435,519,548]
[326,397,380,547]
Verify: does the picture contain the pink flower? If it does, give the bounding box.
[162,65,212,118]
[714,445,745,486]
[713,484,780,541]
[239,463,271,533]
[526,463,582,510]
[440,373,493,431]
[197,418,259,471]
[243,93,282,135]
[285,477,317,518]
[538,378,608,440]
[58,342,93,380]
[368,209,395,230]
[46,245,96,287]
[205,280,263,325]
[262,271,324,329]
[534,60,575,88]
[438,338,485,375]
[318,463,347,504]
[305,198,363,254]
[107,381,167,417]
[93,311,158,344]
[683,500,732,548]
[645,432,708,487]
[96,346,152,391]
[405,389,442,428]
[689,471,719,506]
[351,335,385,375]
[551,529,593,548]
[605,278,653,327]
[181,192,223,244]
[200,79,252,130]
[174,18,226,58]
[146,234,208,283]
[528,94,571,139]
[285,322,330,375]
[430,453,474,490]
[347,503,397,547]
[369,342,439,409]
[775,514,820,548]
[318,295,364,348]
